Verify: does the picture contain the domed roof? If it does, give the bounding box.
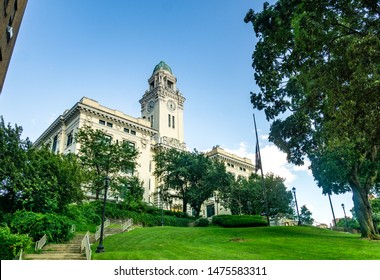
[152,61,173,74]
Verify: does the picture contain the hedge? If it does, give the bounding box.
[212,215,268,228]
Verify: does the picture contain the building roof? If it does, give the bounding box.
[152,61,172,74]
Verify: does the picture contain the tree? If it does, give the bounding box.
[187,152,233,217]
[299,205,314,225]
[0,117,31,212]
[245,1,380,239]
[75,125,139,200]
[220,172,293,217]
[21,147,85,213]
[154,148,233,217]
[0,117,85,213]
[154,148,192,213]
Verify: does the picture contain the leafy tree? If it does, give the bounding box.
[154,148,191,213]
[75,125,139,200]
[187,151,233,217]
[245,1,380,239]
[154,148,233,217]
[299,205,314,225]
[0,117,84,213]
[116,176,145,209]
[220,173,293,217]
[0,116,31,212]
[21,147,85,213]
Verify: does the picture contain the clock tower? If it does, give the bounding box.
[139,61,186,149]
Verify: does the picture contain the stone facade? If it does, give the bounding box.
[34,61,254,217]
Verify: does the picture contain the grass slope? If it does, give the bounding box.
[92,226,380,260]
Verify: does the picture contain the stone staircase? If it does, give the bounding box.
[23,234,86,260]
[22,219,133,260]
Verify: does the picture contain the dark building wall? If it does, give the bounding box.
[0,0,27,94]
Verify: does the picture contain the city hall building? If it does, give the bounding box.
[34,61,254,217]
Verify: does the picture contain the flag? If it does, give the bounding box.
[253,113,262,174]
[255,140,262,173]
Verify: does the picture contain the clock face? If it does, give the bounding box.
[146,100,155,113]
[167,100,176,112]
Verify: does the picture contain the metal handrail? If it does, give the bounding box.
[35,234,47,251]
[121,218,133,232]
[95,218,110,241]
[81,231,92,260]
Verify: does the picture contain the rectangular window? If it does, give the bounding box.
[151,115,154,128]
[131,130,136,135]
[124,127,129,133]
[124,140,135,148]
[106,122,113,128]
[172,115,175,128]
[99,120,106,125]
[168,114,171,127]
[66,132,73,147]
[52,135,58,152]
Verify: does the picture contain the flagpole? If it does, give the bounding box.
[253,113,270,226]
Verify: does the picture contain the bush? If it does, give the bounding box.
[0,226,33,260]
[64,202,101,232]
[194,218,209,227]
[212,215,267,228]
[5,210,73,242]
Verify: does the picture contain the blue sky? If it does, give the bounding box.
[0,0,354,225]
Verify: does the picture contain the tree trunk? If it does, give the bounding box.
[351,186,379,239]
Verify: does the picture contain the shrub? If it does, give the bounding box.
[194,218,209,227]
[64,202,101,232]
[5,210,73,242]
[0,226,33,260]
[212,215,267,228]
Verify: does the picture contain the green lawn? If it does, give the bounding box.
[91,226,380,260]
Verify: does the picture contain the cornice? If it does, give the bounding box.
[78,103,157,136]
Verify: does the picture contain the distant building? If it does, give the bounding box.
[34,61,254,216]
[0,0,27,94]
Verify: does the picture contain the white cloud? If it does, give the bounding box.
[293,158,312,175]
[223,142,301,187]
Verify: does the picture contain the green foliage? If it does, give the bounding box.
[72,201,194,228]
[300,205,314,225]
[336,217,361,231]
[0,116,31,213]
[154,148,233,216]
[212,215,267,228]
[21,148,85,213]
[194,218,209,227]
[63,202,101,232]
[5,210,73,242]
[219,173,293,218]
[0,116,85,214]
[0,226,32,260]
[244,0,380,238]
[75,125,139,200]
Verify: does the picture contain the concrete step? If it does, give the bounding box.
[23,253,86,260]
[44,244,80,250]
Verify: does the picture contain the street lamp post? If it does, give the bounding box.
[292,187,301,225]
[160,189,164,227]
[341,203,349,231]
[96,176,109,253]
